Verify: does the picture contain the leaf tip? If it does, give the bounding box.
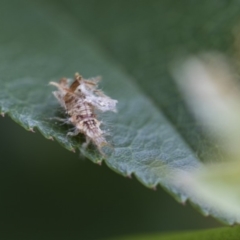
[196,204,210,217]
[180,201,186,206]
[126,174,132,179]
[151,185,157,191]
[70,148,76,153]
[97,161,102,166]
[28,127,35,133]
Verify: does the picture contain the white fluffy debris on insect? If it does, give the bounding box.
[49,72,118,155]
[78,78,117,112]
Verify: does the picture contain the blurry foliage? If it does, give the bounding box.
[111,227,240,240]
[1,0,240,239]
[173,53,240,225]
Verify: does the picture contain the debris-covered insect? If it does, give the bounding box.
[49,73,118,154]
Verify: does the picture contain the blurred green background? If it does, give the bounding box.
[0,117,219,239]
[1,0,238,239]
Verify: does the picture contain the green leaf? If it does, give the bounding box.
[108,227,240,240]
[1,0,240,224]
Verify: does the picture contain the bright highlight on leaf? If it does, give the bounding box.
[172,53,240,224]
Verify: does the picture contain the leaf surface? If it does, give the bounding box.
[1,0,240,223]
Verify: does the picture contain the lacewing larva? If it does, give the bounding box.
[50,72,118,154]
